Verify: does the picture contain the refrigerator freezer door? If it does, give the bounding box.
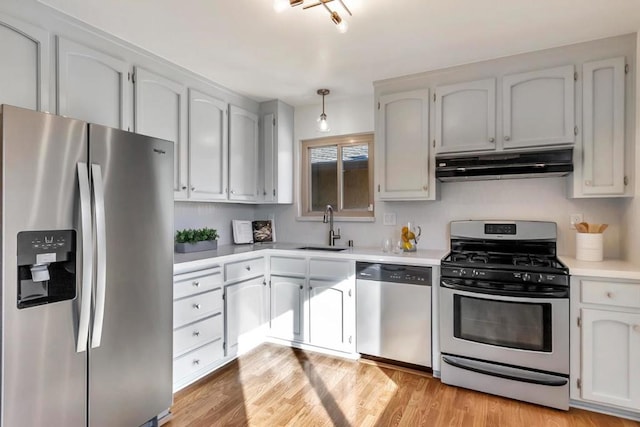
[87,125,173,427]
[1,105,88,426]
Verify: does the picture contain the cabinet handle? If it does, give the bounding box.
[606,292,613,298]
[181,185,187,190]
[193,330,200,337]
[585,180,592,187]
[422,185,428,191]
[230,190,235,194]
[504,136,511,141]
[489,137,495,143]
[348,289,352,297]
[193,281,200,287]
[245,265,251,271]
[193,304,201,310]
[349,336,352,344]
[299,285,303,290]
[193,359,200,366]
[191,186,196,191]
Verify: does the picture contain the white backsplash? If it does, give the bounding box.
[174,202,257,245]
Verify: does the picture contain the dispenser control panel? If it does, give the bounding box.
[17,230,75,265]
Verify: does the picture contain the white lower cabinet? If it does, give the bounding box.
[571,277,640,414]
[269,275,305,342]
[172,267,225,392]
[224,275,269,358]
[268,256,355,354]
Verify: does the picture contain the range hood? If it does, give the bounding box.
[435,148,573,182]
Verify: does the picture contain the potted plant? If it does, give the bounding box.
[175,227,219,253]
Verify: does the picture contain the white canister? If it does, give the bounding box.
[576,233,603,262]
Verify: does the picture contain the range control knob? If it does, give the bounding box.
[457,269,467,277]
[537,274,544,283]
[472,269,479,277]
[522,273,531,282]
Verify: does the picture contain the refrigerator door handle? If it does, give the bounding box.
[76,163,93,353]
[91,164,107,348]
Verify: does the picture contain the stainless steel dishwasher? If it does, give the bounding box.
[356,262,432,367]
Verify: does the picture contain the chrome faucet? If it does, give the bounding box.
[323,204,341,246]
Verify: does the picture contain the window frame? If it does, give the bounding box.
[300,132,374,219]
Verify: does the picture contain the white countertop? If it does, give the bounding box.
[560,256,640,281]
[173,242,447,274]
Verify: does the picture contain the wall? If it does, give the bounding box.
[175,202,256,245]
[257,95,627,258]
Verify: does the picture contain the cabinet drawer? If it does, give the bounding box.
[581,280,640,309]
[271,256,306,276]
[309,259,353,279]
[174,268,222,300]
[174,288,223,328]
[173,313,223,357]
[173,339,224,383]
[225,257,264,282]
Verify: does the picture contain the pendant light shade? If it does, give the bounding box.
[317,89,331,132]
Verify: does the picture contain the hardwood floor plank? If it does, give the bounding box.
[166,343,639,427]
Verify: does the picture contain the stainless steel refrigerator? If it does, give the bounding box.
[0,105,173,427]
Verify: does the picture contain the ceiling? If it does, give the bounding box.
[37,0,640,107]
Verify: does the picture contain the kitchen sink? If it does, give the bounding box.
[296,246,348,252]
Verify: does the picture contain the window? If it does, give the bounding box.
[301,133,374,218]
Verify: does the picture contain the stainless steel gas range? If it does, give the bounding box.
[439,220,570,410]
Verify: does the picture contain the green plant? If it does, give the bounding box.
[175,227,219,244]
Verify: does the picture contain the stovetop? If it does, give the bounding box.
[442,251,567,271]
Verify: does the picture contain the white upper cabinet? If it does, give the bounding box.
[573,57,627,197]
[259,100,294,204]
[228,105,259,202]
[502,65,575,149]
[57,37,129,129]
[435,78,496,154]
[0,15,50,112]
[134,67,188,199]
[188,89,228,201]
[377,89,432,201]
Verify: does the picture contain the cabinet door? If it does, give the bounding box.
[57,37,129,129]
[269,275,305,342]
[502,65,575,148]
[134,67,188,199]
[188,89,228,201]
[581,308,640,410]
[260,100,294,204]
[435,78,496,153]
[377,90,431,200]
[0,15,50,112]
[580,57,626,196]
[228,105,258,202]
[225,276,268,357]
[308,278,355,352]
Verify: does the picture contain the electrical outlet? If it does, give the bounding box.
[570,213,583,229]
[383,212,397,226]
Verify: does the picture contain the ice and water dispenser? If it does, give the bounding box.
[17,230,76,309]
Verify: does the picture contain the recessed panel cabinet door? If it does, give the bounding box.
[435,78,496,154]
[581,308,640,410]
[225,276,269,357]
[0,15,50,111]
[377,89,430,200]
[188,89,228,201]
[134,67,188,199]
[308,279,354,352]
[502,65,575,148]
[229,105,259,202]
[269,275,305,342]
[57,37,129,129]
[580,57,626,196]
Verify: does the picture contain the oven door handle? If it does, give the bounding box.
[440,279,568,298]
[442,355,568,387]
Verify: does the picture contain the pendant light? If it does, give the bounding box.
[317,89,330,132]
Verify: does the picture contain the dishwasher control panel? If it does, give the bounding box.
[356,262,432,285]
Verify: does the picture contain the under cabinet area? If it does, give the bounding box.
[172,267,225,392]
[570,277,640,414]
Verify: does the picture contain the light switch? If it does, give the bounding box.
[383,212,397,226]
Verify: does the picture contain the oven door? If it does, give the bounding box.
[440,281,569,374]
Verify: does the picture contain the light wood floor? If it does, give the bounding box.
[166,343,639,427]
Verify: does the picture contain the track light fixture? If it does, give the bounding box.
[273,0,352,33]
[317,89,330,132]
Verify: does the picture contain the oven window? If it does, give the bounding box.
[453,295,552,352]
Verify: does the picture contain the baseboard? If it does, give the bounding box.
[570,399,640,422]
